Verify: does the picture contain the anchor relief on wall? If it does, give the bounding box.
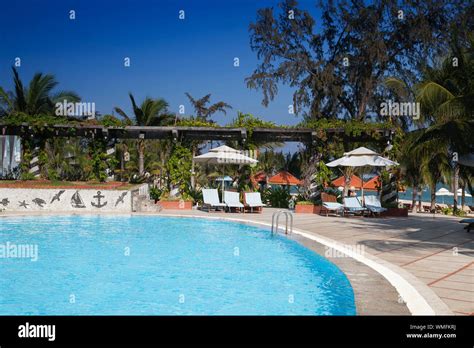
[91,191,107,208]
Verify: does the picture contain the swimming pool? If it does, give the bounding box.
[0,215,355,315]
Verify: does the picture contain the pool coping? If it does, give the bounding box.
[0,211,453,315]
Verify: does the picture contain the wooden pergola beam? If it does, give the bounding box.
[0,123,394,143]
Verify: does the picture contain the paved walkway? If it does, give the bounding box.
[158,208,474,315]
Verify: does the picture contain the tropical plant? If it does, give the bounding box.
[114,93,175,175]
[149,186,162,202]
[0,67,80,117]
[167,145,193,194]
[0,67,81,179]
[185,93,232,122]
[262,186,291,208]
[411,37,473,211]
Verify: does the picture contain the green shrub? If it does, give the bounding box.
[262,186,291,208]
[149,186,162,201]
[187,188,203,204]
[296,201,314,205]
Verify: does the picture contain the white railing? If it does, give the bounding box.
[138,184,149,197]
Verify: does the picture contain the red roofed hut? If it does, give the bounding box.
[268,171,302,186]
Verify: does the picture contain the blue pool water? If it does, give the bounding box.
[0,215,355,315]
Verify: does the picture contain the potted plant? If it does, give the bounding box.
[156,191,193,210]
[295,200,322,214]
[380,202,409,217]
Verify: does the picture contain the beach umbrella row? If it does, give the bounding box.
[326,147,398,202]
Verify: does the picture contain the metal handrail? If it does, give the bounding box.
[271,210,293,235]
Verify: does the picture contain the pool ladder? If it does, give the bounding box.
[271,211,293,236]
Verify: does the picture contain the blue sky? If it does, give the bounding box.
[0,0,322,129]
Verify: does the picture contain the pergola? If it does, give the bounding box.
[0,123,394,144]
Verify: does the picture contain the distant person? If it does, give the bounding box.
[349,186,357,197]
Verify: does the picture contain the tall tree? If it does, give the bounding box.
[184,93,232,188]
[185,93,232,122]
[412,36,474,212]
[114,93,174,176]
[0,67,80,116]
[0,67,80,179]
[246,0,467,120]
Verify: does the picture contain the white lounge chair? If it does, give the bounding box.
[321,193,344,216]
[364,195,387,215]
[224,191,244,213]
[322,202,344,216]
[344,197,368,216]
[244,192,266,213]
[202,189,226,212]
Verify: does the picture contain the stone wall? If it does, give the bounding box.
[0,188,131,212]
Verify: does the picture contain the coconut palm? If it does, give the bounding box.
[185,93,232,122]
[0,67,80,116]
[412,39,474,211]
[388,36,473,212]
[114,93,175,175]
[0,67,80,179]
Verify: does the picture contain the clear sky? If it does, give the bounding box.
[0,0,322,129]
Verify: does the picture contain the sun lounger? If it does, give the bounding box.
[460,218,474,233]
[344,197,368,216]
[364,195,387,215]
[224,191,244,213]
[244,192,266,213]
[321,193,344,216]
[202,188,226,212]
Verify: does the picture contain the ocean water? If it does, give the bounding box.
[398,186,473,205]
[0,215,355,315]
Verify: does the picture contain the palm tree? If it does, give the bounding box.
[0,67,80,179]
[412,39,473,212]
[0,67,80,116]
[185,93,232,122]
[183,93,232,188]
[114,93,174,176]
[387,36,473,212]
[399,133,424,212]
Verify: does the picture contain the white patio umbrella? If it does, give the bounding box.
[326,147,399,202]
[193,145,258,197]
[456,188,472,205]
[456,188,472,197]
[435,187,453,204]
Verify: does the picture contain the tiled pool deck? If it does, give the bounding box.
[158,208,473,315]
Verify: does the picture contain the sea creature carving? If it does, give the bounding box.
[0,198,9,207]
[18,200,29,208]
[32,198,46,208]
